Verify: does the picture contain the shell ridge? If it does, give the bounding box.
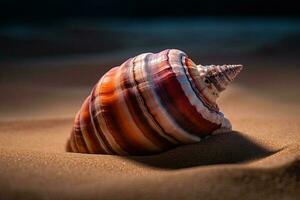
[103,64,150,155]
[79,96,98,153]
[169,50,225,126]
[94,69,129,155]
[69,131,78,152]
[167,50,220,135]
[73,110,89,153]
[90,96,119,155]
[89,87,113,154]
[153,50,204,138]
[70,111,81,152]
[131,53,179,145]
[116,58,161,152]
[144,50,200,143]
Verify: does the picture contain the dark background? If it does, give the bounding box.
[1,0,300,23]
[1,0,300,88]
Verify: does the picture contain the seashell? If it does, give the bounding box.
[66,49,243,155]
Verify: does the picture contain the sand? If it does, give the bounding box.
[1,55,300,200]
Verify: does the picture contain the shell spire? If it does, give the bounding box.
[204,64,243,92]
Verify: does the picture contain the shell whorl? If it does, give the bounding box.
[67,49,243,155]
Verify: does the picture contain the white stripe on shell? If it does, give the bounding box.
[114,59,161,151]
[79,98,96,153]
[168,49,230,128]
[94,70,129,155]
[133,53,179,144]
[88,93,112,154]
[142,51,201,143]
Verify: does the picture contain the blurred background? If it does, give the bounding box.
[0,0,299,119]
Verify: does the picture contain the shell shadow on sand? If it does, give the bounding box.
[125,131,278,169]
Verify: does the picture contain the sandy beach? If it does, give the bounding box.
[1,19,300,199]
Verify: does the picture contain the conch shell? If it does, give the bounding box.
[67,49,242,155]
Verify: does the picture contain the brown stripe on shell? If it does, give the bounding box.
[72,111,89,153]
[151,50,220,137]
[68,129,78,152]
[99,66,147,155]
[90,86,117,154]
[116,59,161,154]
[133,53,185,144]
[80,96,108,154]
[69,114,79,152]
[133,53,181,144]
[121,58,176,152]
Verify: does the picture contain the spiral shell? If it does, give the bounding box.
[67,49,242,155]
